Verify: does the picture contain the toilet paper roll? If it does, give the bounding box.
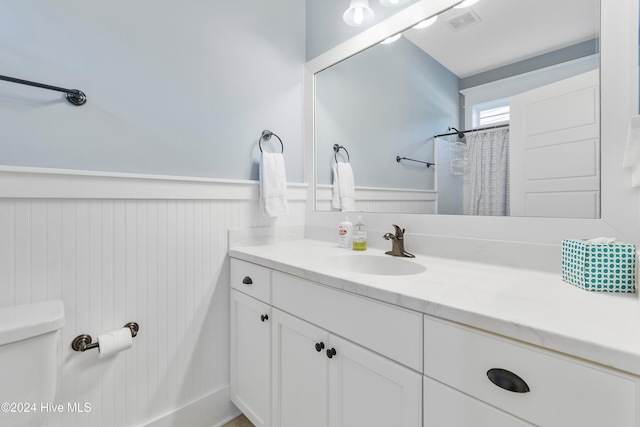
[97,327,133,358]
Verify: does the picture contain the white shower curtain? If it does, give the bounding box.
[464,128,510,216]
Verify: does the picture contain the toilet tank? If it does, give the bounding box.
[0,301,65,427]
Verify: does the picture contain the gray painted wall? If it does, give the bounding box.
[315,36,460,190]
[460,39,599,89]
[0,0,305,182]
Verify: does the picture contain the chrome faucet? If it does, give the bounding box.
[383,225,415,258]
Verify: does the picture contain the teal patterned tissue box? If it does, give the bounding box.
[561,239,636,293]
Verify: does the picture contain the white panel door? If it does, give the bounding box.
[509,69,600,218]
[271,309,330,427]
[230,290,271,427]
[328,335,422,427]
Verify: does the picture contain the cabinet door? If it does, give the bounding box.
[424,376,534,427]
[272,309,330,427]
[328,335,422,427]
[231,290,271,427]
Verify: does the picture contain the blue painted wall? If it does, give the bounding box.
[0,0,305,181]
[315,36,460,190]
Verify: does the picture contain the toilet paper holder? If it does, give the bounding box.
[71,322,139,352]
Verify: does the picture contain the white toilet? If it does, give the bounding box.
[0,301,65,427]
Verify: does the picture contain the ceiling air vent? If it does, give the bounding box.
[445,10,481,32]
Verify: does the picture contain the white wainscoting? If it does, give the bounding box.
[0,168,306,427]
[315,184,437,214]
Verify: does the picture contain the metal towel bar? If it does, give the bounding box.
[0,74,87,106]
[259,130,284,153]
[333,144,350,163]
[396,156,434,168]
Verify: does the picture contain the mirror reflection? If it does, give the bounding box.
[315,0,600,218]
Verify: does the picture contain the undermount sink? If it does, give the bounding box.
[329,254,426,276]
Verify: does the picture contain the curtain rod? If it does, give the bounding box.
[434,123,509,138]
[0,74,87,106]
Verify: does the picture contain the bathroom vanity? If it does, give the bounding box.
[229,239,640,427]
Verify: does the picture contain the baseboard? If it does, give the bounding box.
[143,385,241,427]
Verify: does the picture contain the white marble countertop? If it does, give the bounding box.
[229,238,640,376]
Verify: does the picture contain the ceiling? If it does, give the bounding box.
[402,0,600,78]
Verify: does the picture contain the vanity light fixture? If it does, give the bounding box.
[380,33,402,44]
[454,0,479,8]
[379,0,411,6]
[343,0,375,27]
[413,15,438,29]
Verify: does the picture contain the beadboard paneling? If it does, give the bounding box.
[0,197,304,427]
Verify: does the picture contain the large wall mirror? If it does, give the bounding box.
[312,0,600,218]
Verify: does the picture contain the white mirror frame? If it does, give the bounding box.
[304,0,640,246]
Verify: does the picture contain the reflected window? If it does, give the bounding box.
[472,98,510,127]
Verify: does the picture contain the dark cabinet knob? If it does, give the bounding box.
[487,368,530,393]
[326,348,337,359]
[261,314,269,322]
[242,276,253,285]
[315,342,325,352]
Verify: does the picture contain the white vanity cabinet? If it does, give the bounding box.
[270,270,423,427]
[424,376,534,426]
[230,258,423,427]
[326,333,422,427]
[230,260,273,427]
[271,308,422,427]
[271,270,423,372]
[423,316,640,427]
[270,308,329,427]
[231,257,640,427]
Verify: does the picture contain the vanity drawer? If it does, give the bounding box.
[424,376,534,427]
[230,259,271,304]
[423,316,639,427]
[272,271,422,372]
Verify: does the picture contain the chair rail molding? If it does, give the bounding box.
[0,166,307,200]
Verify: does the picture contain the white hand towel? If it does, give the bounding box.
[623,114,640,188]
[332,162,355,211]
[332,163,341,209]
[260,152,289,217]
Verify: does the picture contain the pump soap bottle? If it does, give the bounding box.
[338,216,353,248]
[352,216,367,251]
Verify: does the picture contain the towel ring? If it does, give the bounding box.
[259,130,284,153]
[333,144,350,163]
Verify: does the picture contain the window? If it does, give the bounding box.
[471,98,510,128]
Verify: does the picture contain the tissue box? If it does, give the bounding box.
[561,239,636,293]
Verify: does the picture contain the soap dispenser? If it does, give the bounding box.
[338,216,353,248]
[352,216,367,251]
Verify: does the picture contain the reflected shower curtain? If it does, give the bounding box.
[464,128,510,216]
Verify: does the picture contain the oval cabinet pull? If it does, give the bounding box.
[326,348,337,359]
[261,314,269,322]
[242,276,253,285]
[487,368,530,393]
[315,342,325,352]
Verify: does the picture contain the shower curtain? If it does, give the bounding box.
[464,128,510,216]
